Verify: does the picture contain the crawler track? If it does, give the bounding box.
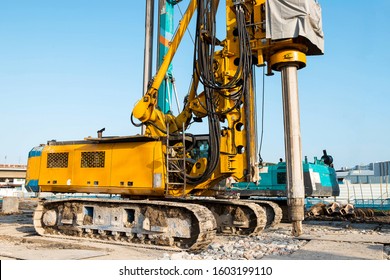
[244,200,283,228]
[172,199,268,235]
[33,198,216,251]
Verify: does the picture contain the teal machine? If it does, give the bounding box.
[156,0,181,113]
[232,150,339,199]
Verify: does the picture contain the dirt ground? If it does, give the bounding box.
[0,199,389,260]
[0,210,174,260]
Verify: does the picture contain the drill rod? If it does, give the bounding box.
[281,65,305,236]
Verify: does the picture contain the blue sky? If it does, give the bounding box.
[0,0,389,170]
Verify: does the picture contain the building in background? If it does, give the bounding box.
[0,164,28,197]
[335,161,390,209]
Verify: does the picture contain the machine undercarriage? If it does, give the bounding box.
[34,197,283,250]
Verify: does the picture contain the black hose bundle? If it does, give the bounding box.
[174,0,254,185]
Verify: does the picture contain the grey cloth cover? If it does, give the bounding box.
[266,0,324,55]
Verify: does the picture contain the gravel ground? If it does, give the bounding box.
[163,232,307,260]
[163,222,390,260]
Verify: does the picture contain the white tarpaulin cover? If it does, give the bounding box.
[266,0,324,55]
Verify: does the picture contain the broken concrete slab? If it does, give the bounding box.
[298,233,390,244]
[1,197,19,214]
[263,240,384,260]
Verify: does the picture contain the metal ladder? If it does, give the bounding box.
[165,124,187,197]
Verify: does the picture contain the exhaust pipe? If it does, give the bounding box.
[97,128,105,138]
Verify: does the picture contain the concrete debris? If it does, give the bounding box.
[1,197,20,214]
[159,221,390,260]
[326,202,341,215]
[307,203,326,216]
[161,228,307,260]
[307,202,381,221]
[340,203,354,215]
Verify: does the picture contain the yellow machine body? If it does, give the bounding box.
[27,138,169,197]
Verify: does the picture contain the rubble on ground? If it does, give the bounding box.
[161,227,307,260]
[161,221,390,260]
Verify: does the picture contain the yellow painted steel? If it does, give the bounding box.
[270,50,307,71]
[35,141,166,197]
[132,0,197,137]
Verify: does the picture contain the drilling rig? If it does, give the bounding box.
[26,0,324,250]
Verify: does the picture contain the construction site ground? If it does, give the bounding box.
[0,198,389,260]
